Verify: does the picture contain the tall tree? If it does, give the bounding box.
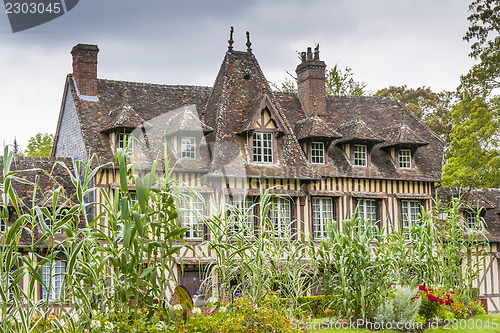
[23,133,54,157]
[443,96,500,188]
[461,0,500,94]
[374,86,455,144]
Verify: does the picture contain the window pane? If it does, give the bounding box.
[230,197,254,236]
[181,196,204,238]
[270,197,291,237]
[311,142,325,164]
[401,200,421,234]
[399,149,411,169]
[253,132,273,164]
[181,137,196,159]
[42,260,67,301]
[312,197,333,238]
[118,133,134,156]
[357,199,377,235]
[354,145,367,166]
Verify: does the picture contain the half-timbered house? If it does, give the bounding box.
[47,32,498,310]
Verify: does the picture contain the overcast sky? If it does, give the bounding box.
[0,0,476,150]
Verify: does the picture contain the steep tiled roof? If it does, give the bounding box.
[380,124,428,148]
[67,77,213,165]
[101,105,146,133]
[58,47,445,181]
[295,116,341,141]
[336,118,385,144]
[0,157,76,208]
[437,187,500,242]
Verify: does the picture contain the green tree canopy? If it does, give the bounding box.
[461,0,500,94]
[374,86,455,144]
[443,96,500,187]
[23,132,54,157]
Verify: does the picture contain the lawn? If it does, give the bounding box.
[308,314,500,332]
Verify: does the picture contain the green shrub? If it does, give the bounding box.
[297,295,329,318]
[470,300,487,315]
[373,286,421,331]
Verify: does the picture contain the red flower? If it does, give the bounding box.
[451,291,456,294]
[438,298,445,305]
[419,285,428,292]
[446,300,452,306]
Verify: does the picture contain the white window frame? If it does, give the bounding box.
[230,197,254,236]
[181,137,196,159]
[465,211,483,232]
[117,132,134,156]
[401,200,421,234]
[181,196,204,239]
[311,142,325,164]
[270,197,291,237]
[357,199,377,234]
[252,132,273,164]
[399,149,412,169]
[312,197,333,238]
[42,260,67,301]
[354,144,367,166]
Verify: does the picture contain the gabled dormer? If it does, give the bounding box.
[336,118,384,167]
[295,116,341,164]
[380,124,428,170]
[101,104,146,156]
[238,94,290,165]
[162,105,213,161]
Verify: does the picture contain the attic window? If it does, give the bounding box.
[354,144,367,167]
[311,142,325,164]
[117,133,134,156]
[252,132,273,164]
[181,137,196,159]
[399,149,411,169]
[243,74,251,80]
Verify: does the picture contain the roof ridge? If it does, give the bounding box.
[97,77,212,90]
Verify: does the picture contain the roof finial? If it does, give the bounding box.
[246,31,252,53]
[228,26,234,53]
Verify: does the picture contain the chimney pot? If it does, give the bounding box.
[71,44,99,97]
[295,46,327,117]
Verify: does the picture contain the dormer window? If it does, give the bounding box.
[181,137,196,159]
[311,142,325,164]
[354,144,367,166]
[399,149,412,169]
[117,132,134,156]
[253,132,273,164]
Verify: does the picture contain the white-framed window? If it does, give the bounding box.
[401,200,421,234]
[181,196,204,239]
[230,197,254,236]
[269,197,291,237]
[312,197,333,238]
[42,260,67,301]
[117,132,134,156]
[311,142,325,164]
[181,137,196,159]
[354,144,367,166]
[44,217,63,234]
[399,149,412,169]
[465,211,482,232]
[129,192,138,207]
[252,132,273,163]
[357,199,377,234]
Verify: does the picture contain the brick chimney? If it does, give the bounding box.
[71,44,99,97]
[295,45,326,117]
